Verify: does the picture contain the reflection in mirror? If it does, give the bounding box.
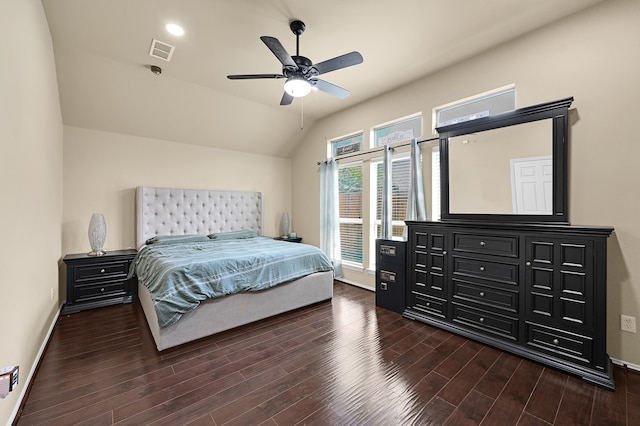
[448,119,552,215]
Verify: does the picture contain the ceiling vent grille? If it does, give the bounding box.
[149,39,175,62]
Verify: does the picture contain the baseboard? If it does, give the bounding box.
[335,277,374,292]
[611,357,640,372]
[9,305,61,424]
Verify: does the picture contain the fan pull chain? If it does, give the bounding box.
[300,96,304,130]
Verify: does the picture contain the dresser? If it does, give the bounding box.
[404,221,615,389]
[62,249,137,314]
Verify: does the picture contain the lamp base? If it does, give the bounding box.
[87,250,107,256]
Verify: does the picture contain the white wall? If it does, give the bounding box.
[292,0,640,365]
[63,126,292,255]
[0,0,63,423]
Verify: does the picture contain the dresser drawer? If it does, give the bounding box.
[74,261,129,282]
[452,279,518,313]
[75,280,128,302]
[453,233,519,258]
[452,256,518,286]
[526,322,593,365]
[411,292,447,318]
[452,304,519,341]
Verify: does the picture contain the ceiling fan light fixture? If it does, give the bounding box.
[284,76,312,97]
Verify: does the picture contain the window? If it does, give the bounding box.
[431,145,440,221]
[373,154,411,239]
[331,133,363,157]
[374,115,422,147]
[338,162,363,267]
[432,85,516,132]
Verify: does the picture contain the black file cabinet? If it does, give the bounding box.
[375,239,407,314]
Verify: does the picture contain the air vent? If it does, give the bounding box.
[149,39,175,62]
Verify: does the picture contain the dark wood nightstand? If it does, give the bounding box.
[274,236,302,243]
[62,249,137,314]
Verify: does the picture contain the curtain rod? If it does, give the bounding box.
[317,136,439,165]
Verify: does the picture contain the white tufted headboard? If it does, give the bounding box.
[136,186,263,249]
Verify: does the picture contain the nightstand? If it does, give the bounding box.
[274,236,302,243]
[62,249,137,314]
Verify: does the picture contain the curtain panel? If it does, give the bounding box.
[319,159,343,277]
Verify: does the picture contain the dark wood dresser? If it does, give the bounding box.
[62,249,137,314]
[404,221,614,389]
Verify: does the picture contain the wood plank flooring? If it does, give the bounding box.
[16,282,640,425]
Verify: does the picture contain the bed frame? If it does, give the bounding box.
[135,186,334,351]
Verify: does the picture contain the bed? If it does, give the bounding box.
[133,186,334,351]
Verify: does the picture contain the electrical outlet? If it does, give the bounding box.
[621,315,636,333]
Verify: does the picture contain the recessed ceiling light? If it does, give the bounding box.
[165,23,184,36]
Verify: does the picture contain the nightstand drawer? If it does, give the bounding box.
[74,261,129,282]
[76,280,128,301]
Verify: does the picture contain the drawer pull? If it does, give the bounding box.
[425,302,430,307]
[526,261,531,266]
[443,251,447,255]
[479,317,485,323]
[479,266,485,271]
[479,292,485,297]
[480,241,486,247]
[553,338,559,345]
[100,269,106,273]
[100,287,105,292]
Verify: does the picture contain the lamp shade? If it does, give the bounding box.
[284,76,311,97]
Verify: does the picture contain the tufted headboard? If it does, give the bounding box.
[135,186,263,249]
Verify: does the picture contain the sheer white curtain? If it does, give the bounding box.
[319,159,343,277]
[380,145,393,240]
[406,138,428,226]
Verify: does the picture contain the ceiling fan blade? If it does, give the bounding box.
[280,92,294,106]
[312,79,350,99]
[227,74,285,80]
[260,36,296,68]
[313,51,363,75]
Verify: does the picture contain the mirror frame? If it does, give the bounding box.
[437,97,573,224]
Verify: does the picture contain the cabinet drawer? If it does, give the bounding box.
[75,280,128,301]
[453,257,518,286]
[75,261,129,282]
[453,233,518,258]
[411,293,447,318]
[452,304,519,341]
[452,279,518,313]
[526,322,593,364]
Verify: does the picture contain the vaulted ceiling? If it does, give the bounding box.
[42,0,603,157]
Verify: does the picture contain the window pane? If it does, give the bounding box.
[331,133,363,157]
[340,223,362,264]
[339,165,363,219]
[375,157,411,223]
[374,116,421,147]
[338,163,363,266]
[435,86,515,129]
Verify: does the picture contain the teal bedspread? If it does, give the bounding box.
[129,237,333,328]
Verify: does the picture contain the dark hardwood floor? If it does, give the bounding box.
[16,282,640,425]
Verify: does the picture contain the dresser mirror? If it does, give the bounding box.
[437,97,573,223]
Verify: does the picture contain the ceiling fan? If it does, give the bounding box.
[227,20,363,106]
